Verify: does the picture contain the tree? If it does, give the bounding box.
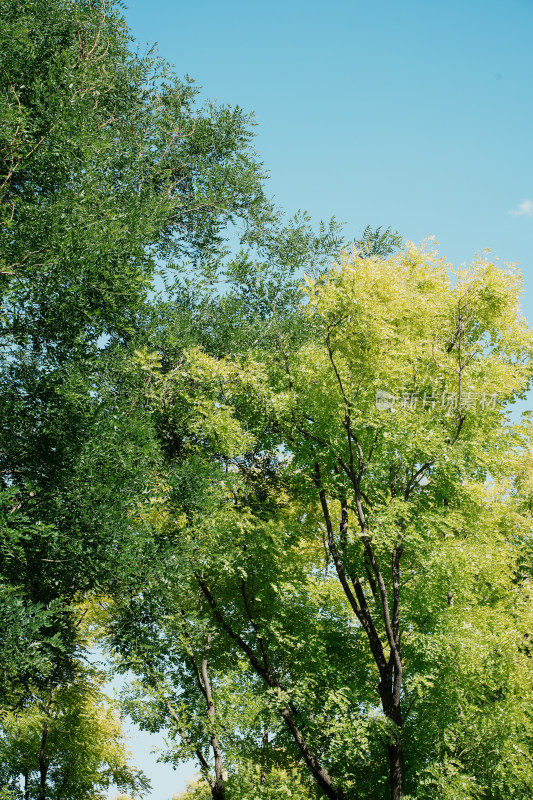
[0,0,269,353]
[112,604,234,800]
[129,244,533,798]
[0,0,272,707]
[0,662,149,800]
[103,350,312,799]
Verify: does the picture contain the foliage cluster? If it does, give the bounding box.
[1,2,532,800]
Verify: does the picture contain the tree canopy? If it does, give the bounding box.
[106,245,533,799]
[0,0,271,709]
[1,2,532,800]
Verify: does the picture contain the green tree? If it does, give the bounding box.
[0,0,272,707]
[0,662,149,800]
[129,244,533,799]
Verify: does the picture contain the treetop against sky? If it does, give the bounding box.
[1,1,532,799]
[120,3,533,793]
[113,0,533,796]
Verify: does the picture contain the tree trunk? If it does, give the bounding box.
[379,690,404,800]
[38,718,48,800]
[198,576,347,800]
[210,780,226,800]
[200,647,226,800]
[280,706,347,800]
[260,729,268,785]
[388,735,403,800]
[38,688,54,800]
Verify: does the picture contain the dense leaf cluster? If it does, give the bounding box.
[1,2,532,800]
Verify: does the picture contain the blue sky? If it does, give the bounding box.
[113,1,533,797]
[124,0,533,295]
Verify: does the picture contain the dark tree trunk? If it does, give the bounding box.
[210,781,226,800]
[388,735,403,800]
[198,576,347,800]
[38,719,48,800]
[280,706,348,800]
[316,466,406,800]
[379,685,404,800]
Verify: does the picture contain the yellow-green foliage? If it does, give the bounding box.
[0,666,149,800]
[173,778,212,800]
[124,244,533,799]
[296,244,531,435]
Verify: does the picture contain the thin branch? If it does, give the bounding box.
[314,463,387,674]
[196,575,346,800]
[151,673,211,777]
[241,578,270,677]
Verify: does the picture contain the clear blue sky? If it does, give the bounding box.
[124,0,533,295]
[112,1,533,797]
